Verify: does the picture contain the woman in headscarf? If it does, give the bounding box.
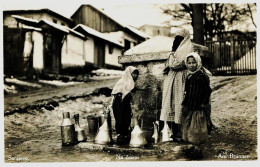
[160,29,193,141]
[111,66,139,145]
[181,52,212,147]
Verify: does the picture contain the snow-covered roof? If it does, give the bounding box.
[38,19,85,38]
[73,24,123,47]
[72,4,149,40]
[124,35,208,56]
[124,35,174,55]
[12,15,38,23]
[5,8,73,22]
[38,19,69,33]
[22,25,42,31]
[12,15,84,38]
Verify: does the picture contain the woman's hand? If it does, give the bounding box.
[163,66,170,74]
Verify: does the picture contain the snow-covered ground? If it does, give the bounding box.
[91,69,124,76]
[4,69,124,94]
[38,80,83,86]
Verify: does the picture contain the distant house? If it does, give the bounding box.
[3,6,151,77]
[73,24,124,69]
[71,4,149,54]
[3,11,86,76]
[139,24,172,37]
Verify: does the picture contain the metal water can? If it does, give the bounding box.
[94,108,113,145]
[74,113,87,142]
[100,107,112,130]
[60,112,76,146]
[160,121,173,142]
[94,119,113,145]
[129,117,147,148]
[152,121,160,144]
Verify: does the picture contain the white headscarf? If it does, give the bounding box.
[111,66,138,100]
[185,52,212,76]
[168,29,193,68]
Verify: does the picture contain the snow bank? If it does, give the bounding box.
[91,69,124,76]
[5,78,42,88]
[39,80,83,86]
[4,85,18,94]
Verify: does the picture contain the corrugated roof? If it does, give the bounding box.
[73,24,123,47]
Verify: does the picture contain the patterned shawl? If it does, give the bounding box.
[160,29,193,123]
[168,29,193,69]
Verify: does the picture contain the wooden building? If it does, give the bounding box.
[3,13,86,76]
[71,4,149,53]
[3,9,73,28]
[73,24,123,69]
[3,6,150,77]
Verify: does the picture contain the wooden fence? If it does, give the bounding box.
[205,37,256,75]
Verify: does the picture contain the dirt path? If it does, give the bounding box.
[4,75,257,162]
[202,75,257,160]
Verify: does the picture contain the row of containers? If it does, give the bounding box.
[60,107,174,148]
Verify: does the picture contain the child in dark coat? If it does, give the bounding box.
[181,52,212,146]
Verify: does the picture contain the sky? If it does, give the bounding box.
[1,0,257,32]
[1,0,174,28]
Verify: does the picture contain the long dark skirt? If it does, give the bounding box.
[181,106,209,145]
[112,93,132,136]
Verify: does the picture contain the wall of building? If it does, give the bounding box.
[61,34,85,69]
[41,13,70,26]
[71,5,123,33]
[105,44,122,68]
[32,31,44,71]
[84,36,95,64]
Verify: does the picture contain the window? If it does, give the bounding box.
[53,19,57,23]
[109,45,114,54]
[61,22,65,26]
[124,39,131,51]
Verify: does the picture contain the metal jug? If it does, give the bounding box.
[160,121,173,142]
[152,121,159,144]
[61,112,76,146]
[74,113,87,142]
[100,107,112,130]
[94,108,113,145]
[129,117,147,148]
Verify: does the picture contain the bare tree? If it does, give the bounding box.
[161,3,257,40]
[193,4,204,45]
[247,3,257,28]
